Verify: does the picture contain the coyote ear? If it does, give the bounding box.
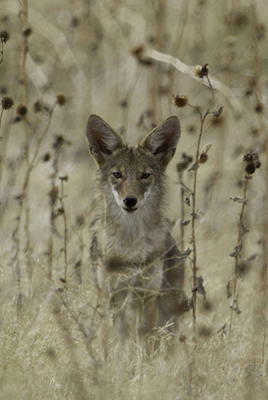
[86,115,125,167]
[139,116,181,170]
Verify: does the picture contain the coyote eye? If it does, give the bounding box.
[142,172,151,179]
[113,172,122,179]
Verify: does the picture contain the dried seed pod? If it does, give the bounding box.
[245,162,256,175]
[243,151,261,175]
[199,143,212,164]
[194,63,209,78]
[16,103,28,116]
[0,30,10,43]
[56,93,67,106]
[1,96,14,110]
[42,153,51,162]
[22,25,33,37]
[172,94,188,108]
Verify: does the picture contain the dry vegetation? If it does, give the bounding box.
[0,0,268,398]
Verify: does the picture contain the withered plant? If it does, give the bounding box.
[229,152,261,331]
[174,65,222,331]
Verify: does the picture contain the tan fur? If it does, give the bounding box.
[86,115,188,337]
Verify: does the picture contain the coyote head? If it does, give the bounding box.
[86,115,181,215]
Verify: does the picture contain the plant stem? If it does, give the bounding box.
[229,178,248,330]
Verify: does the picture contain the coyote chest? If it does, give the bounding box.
[86,114,187,335]
[101,214,167,262]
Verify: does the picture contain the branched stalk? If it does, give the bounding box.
[0,108,4,129]
[229,150,261,334]
[191,110,204,332]
[14,103,57,319]
[187,75,214,332]
[229,178,248,330]
[0,40,4,64]
[179,171,185,253]
[59,178,68,286]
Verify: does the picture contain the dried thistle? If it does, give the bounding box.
[2,96,14,110]
[172,94,188,108]
[243,152,261,176]
[56,93,67,106]
[194,63,209,78]
[22,25,33,37]
[229,151,261,331]
[0,30,10,43]
[199,143,212,164]
[42,153,51,162]
[16,103,28,116]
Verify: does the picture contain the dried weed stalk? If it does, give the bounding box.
[13,97,62,319]
[0,30,10,64]
[229,152,261,331]
[47,131,70,285]
[58,175,69,286]
[174,65,221,331]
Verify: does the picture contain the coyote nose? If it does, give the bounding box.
[123,196,138,208]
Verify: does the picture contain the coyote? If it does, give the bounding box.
[86,115,187,337]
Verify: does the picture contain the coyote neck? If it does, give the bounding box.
[100,199,168,262]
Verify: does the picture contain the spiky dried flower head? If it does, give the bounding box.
[194,63,209,78]
[172,94,188,108]
[243,152,261,177]
[56,92,67,106]
[177,153,193,172]
[199,153,208,164]
[16,103,28,116]
[199,143,212,164]
[42,153,51,162]
[22,25,33,37]
[0,30,10,43]
[1,96,14,110]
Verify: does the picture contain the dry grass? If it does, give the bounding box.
[0,0,268,398]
